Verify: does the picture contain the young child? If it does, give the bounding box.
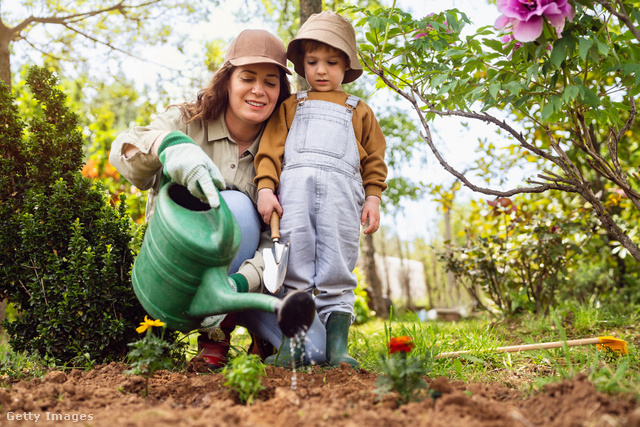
[254,11,387,368]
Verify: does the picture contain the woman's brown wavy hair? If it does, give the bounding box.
[179,63,292,124]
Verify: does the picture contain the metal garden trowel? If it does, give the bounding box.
[263,211,289,294]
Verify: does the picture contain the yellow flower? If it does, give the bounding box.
[136,315,165,334]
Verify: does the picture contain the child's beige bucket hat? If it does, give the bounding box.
[287,11,363,84]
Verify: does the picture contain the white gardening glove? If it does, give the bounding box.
[158,131,225,208]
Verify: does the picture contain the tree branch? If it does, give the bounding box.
[21,37,65,61]
[596,0,640,43]
[10,1,163,39]
[422,105,562,165]
[615,96,636,142]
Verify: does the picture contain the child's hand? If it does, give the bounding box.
[257,188,283,224]
[361,195,381,234]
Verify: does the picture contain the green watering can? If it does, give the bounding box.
[132,182,314,337]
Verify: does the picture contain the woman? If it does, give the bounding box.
[110,29,326,368]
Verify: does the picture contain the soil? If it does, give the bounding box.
[1,358,639,427]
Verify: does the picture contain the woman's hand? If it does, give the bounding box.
[158,131,226,208]
[257,188,283,224]
[361,195,381,234]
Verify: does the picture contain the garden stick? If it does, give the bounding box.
[436,336,628,358]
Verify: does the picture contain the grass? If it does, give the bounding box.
[0,337,51,384]
[350,303,640,398]
[1,302,639,399]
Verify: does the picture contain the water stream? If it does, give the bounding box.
[288,332,306,390]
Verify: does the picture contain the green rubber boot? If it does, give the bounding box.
[326,311,359,369]
[264,337,305,368]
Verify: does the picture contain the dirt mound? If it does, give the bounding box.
[1,361,638,426]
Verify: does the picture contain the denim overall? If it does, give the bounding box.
[278,91,365,325]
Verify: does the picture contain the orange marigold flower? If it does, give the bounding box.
[389,336,414,355]
[81,159,99,179]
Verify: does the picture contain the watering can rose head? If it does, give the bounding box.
[389,336,415,355]
[495,0,575,43]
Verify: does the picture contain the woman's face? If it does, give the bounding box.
[226,63,281,130]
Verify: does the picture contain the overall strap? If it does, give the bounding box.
[296,91,308,106]
[345,95,360,109]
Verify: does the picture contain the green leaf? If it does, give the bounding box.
[541,96,561,122]
[621,63,640,84]
[578,38,594,61]
[550,40,568,68]
[445,48,467,58]
[504,81,525,96]
[577,85,601,108]
[489,83,501,99]
[596,41,610,55]
[513,94,531,108]
[365,31,378,45]
[562,85,580,102]
[483,38,505,53]
[525,63,540,82]
[360,43,375,53]
[454,358,463,375]
[437,82,452,96]
[430,73,448,88]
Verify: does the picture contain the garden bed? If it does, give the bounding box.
[1,359,638,426]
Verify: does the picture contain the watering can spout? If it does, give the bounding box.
[188,268,279,317]
[132,182,315,337]
[188,268,314,338]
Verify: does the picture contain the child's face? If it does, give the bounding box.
[303,45,350,92]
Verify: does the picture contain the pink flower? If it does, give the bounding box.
[495,0,575,42]
[501,34,523,51]
[414,13,450,39]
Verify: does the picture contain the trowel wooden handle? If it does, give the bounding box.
[270,211,280,240]
[436,337,603,358]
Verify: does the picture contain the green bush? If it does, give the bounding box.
[441,196,595,316]
[0,66,147,364]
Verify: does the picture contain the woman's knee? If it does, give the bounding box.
[220,190,261,274]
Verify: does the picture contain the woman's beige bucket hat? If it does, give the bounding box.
[225,29,292,75]
[287,11,363,84]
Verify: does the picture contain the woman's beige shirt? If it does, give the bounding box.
[109,107,269,292]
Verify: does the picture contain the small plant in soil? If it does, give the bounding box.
[375,334,433,404]
[221,353,266,405]
[125,316,182,396]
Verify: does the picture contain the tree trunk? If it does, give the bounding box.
[299,0,321,23]
[0,23,13,90]
[422,251,433,308]
[431,250,442,306]
[379,229,392,300]
[0,22,8,326]
[397,237,412,310]
[444,208,457,305]
[361,232,388,318]
[295,0,320,91]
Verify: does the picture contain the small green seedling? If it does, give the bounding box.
[222,353,266,405]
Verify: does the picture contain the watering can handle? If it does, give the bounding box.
[270,212,281,240]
